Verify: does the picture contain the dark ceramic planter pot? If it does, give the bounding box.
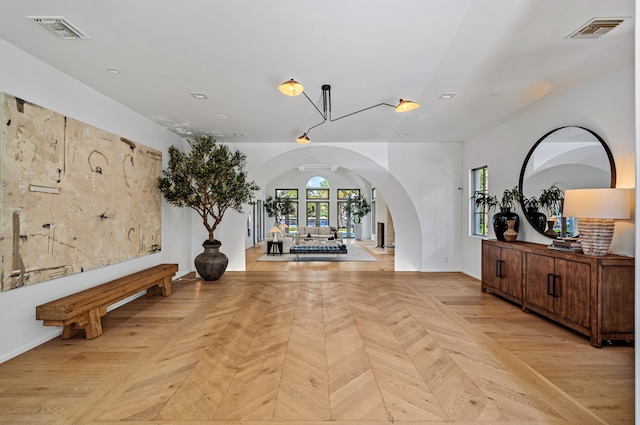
[526,207,547,233]
[492,208,520,241]
[194,240,228,281]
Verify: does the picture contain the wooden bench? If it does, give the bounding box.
[35,263,179,340]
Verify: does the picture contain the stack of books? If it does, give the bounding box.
[548,238,583,253]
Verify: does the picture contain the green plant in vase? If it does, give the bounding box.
[345,193,371,240]
[471,187,522,241]
[539,185,564,238]
[264,194,295,227]
[523,195,547,232]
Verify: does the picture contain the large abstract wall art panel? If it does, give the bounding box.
[0,93,162,291]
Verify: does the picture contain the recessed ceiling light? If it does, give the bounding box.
[233,133,244,137]
[215,114,228,120]
[190,92,208,100]
[417,114,431,120]
[106,67,120,74]
[490,91,502,96]
[439,92,457,100]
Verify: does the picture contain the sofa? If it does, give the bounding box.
[264,230,294,254]
[294,226,343,244]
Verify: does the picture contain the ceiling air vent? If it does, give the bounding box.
[567,18,624,40]
[28,16,90,39]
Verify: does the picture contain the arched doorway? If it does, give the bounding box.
[240,145,422,271]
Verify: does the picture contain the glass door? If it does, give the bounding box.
[337,201,351,238]
[307,201,329,227]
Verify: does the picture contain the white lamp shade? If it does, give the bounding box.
[269,225,281,234]
[563,188,631,219]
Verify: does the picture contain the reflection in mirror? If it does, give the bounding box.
[519,126,616,239]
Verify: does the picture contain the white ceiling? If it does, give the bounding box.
[0,0,634,144]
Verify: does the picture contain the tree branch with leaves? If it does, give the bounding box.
[158,135,259,243]
[345,193,371,224]
[264,194,295,224]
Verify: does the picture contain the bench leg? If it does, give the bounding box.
[84,308,103,339]
[61,323,78,339]
[160,277,172,296]
[145,277,173,297]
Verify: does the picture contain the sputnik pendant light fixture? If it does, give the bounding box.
[278,79,419,144]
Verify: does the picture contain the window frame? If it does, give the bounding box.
[337,189,360,199]
[470,166,489,237]
[276,188,298,200]
[306,189,329,199]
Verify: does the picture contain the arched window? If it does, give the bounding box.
[306,176,329,227]
[306,176,329,188]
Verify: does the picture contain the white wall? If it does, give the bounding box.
[0,40,194,362]
[461,63,635,279]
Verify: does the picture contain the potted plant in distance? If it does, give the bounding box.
[158,135,259,281]
[345,193,371,240]
[539,184,564,238]
[264,194,295,227]
[471,186,522,241]
[523,195,547,233]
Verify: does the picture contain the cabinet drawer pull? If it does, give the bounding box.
[547,274,554,296]
[553,275,560,298]
[495,260,504,278]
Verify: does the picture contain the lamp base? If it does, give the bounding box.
[578,218,614,256]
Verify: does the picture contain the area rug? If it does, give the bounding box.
[257,243,376,262]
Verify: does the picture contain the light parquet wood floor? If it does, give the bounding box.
[0,241,633,424]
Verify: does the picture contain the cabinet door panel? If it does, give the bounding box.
[601,265,635,333]
[500,248,523,299]
[555,259,590,329]
[525,253,555,313]
[482,243,501,290]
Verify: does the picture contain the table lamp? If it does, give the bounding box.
[562,188,631,256]
[269,225,281,242]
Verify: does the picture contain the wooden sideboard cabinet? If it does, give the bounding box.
[481,240,523,304]
[481,239,634,347]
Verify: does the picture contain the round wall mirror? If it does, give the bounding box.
[518,126,616,238]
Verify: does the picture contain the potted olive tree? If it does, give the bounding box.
[345,193,371,240]
[158,135,259,281]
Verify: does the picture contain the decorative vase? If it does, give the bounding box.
[492,208,519,241]
[526,207,547,233]
[503,219,518,242]
[544,219,558,238]
[194,240,228,281]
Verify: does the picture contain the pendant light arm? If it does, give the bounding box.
[329,102,396,122]
[302,91,327,120]
[304,117,327,137]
